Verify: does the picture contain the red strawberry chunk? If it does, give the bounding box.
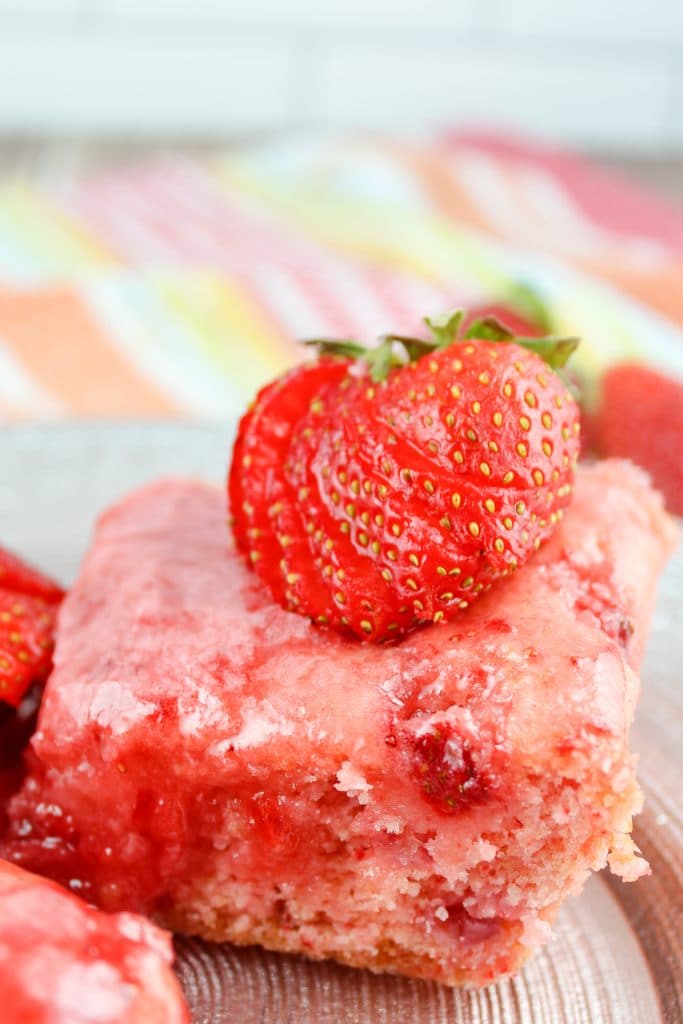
[409,720,491,812]
[0,859,189,1024]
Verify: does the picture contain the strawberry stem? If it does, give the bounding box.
[366,338,404,382]
[422,310,465,347]
[305,337,404,382]
[303,339,368,360]
[305,308,579,382]
[380,334,437,361]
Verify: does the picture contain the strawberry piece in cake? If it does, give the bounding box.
[2,461,675,986]
[0,859,188,1023]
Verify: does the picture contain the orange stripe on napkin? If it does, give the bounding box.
[384,141,492,234]
[581,260,683,331]
[0,287,178,417]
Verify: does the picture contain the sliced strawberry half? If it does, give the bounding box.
[0,547,63,708]
[0,548,64,604]
[230,309,581,642]
[228,357,352,610]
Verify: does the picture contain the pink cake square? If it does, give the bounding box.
[3,460,675,986]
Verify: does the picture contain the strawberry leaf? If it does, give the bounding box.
[516,336,580,369]
[305,337,404,382]
[381,334,436,361]
[464,316,579,369]
[305,310,579,381]
[304,339,367,360]
[463,316,515,342]
[424,310,465,348]
[367,340,402,383]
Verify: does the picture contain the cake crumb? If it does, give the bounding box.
[335,761,373,804]
[608,832,650,881]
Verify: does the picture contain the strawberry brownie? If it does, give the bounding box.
[3,460,675,986]
[0,859,188,1023]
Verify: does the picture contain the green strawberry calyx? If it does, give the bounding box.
[306,308,579,383]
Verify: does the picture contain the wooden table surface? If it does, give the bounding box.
[0,139,681,209]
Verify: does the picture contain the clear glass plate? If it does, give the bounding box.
[1,422,680,1024]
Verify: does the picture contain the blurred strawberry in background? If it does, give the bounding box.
[462,283,550,339]
[594,363,683,515]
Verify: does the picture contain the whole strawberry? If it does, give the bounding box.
[0,547,64,707]
[229,311,580,641]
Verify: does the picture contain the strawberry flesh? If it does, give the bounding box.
[410,724,489,812]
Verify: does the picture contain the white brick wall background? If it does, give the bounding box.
[0,0,681,150]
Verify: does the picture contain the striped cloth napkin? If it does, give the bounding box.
[1,133,682,421]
